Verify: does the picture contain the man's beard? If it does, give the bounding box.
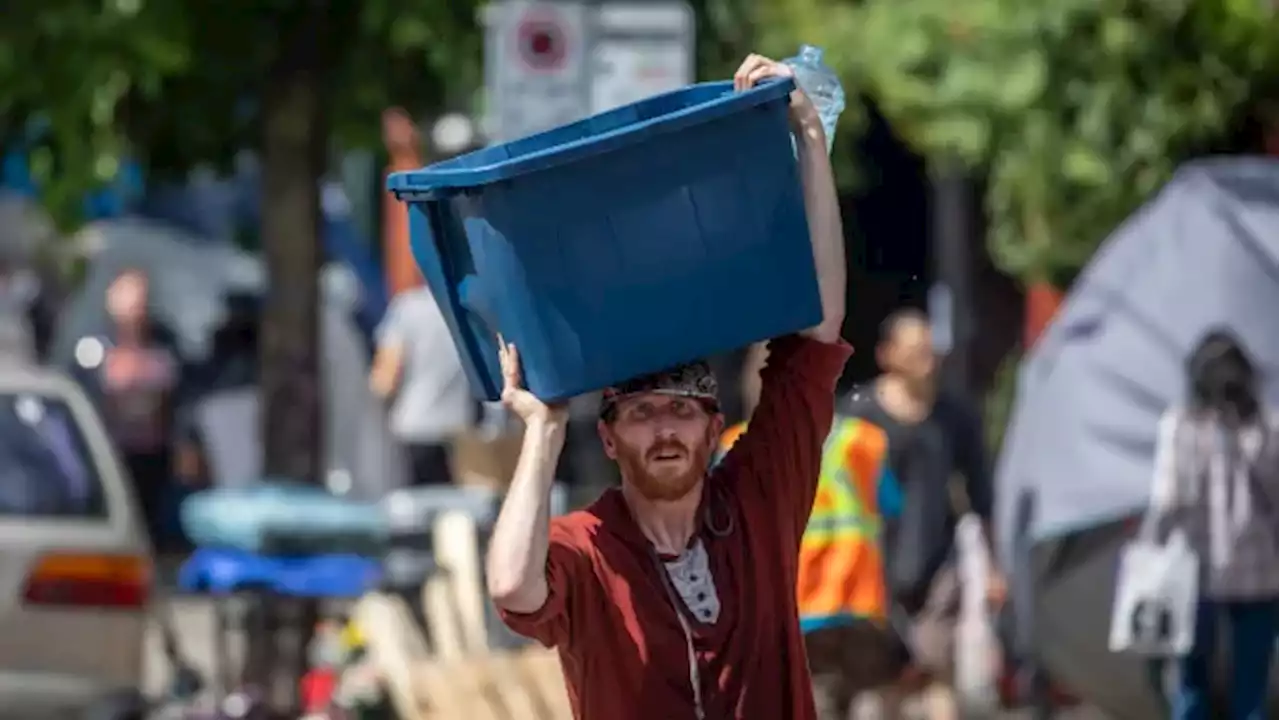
[615,438,711,502]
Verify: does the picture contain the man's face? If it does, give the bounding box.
[107,272,149,326]
[880,321,936,387]
[598,393,723,502]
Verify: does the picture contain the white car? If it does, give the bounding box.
[0,362,151,719]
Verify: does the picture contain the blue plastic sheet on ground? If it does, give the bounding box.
[177,547,381,598]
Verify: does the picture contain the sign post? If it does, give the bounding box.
[484,0,695,143]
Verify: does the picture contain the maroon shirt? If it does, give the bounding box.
[500,335,852,720]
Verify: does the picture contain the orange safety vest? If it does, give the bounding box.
[717,417,900,632]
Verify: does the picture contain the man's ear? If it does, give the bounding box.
[597,419,618,459]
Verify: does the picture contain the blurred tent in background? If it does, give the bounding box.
[995,157,1278,719]
[50,217,408,499]
[140,164,389,336]
[2,143,388,337]
[52,218,260,361]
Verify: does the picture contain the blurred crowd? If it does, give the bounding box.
[1,246,621,548]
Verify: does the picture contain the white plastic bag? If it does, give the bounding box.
[953,513,1000,713]
[1108,530,1199,656]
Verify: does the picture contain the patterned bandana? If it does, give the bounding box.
[599,361,719,419]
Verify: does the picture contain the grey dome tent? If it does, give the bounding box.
[994,158,1278,719]
[50,217,408,499]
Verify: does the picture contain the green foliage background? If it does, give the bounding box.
[2,0,1274,447]
[757,0,1277,283]
[0,0,485,232]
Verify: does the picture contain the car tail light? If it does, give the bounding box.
[22,552,152,609]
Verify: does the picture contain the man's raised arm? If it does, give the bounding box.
[486,415,565,614]
[794,126,846,343]
[733,53,847,343]
[718,56,851,540]
[485,342,568,615]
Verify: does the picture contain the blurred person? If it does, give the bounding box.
[1146,330,1277,720]
[173,292,262,488]
[91,270,206,698]
[720,341,906,720]
[382,108,424,298]
[799,421,905,720]
[97,268,183,547]
[369,284,472,486]
[0,257,38,363]
[840,308,1005,720]
[485,53,849,720]
[712,341,769,463]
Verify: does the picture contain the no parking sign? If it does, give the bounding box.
[515,7,569,71]
[485,1,589,142]
[484,1,694,143]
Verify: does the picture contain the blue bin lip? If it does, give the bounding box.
[387,78,795,197]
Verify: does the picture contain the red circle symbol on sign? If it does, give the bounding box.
[517,12,567,71]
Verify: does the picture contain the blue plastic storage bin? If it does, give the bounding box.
[388,78,821,401]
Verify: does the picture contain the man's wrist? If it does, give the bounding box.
[524,416,568,444]
[789,104,825,141]
[793,121,827,153]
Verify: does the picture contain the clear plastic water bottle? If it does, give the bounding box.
[783,44,845,154]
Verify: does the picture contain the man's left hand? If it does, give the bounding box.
[732,54,822,135]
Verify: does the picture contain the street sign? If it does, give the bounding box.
[485,1,590,143]
[484,0,695,143]
[517,10,569,71]
[590,2,695,115]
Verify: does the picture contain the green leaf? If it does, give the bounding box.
[1062,144,1111,187]
[927,114,991,163]
[1100,16,1140,53]
[995,53,1048,110]
[390,17,431,52]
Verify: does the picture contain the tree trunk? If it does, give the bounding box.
[260,7,326,484]
[254,0,332,712]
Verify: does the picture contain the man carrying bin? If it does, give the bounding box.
[486,53,850,719]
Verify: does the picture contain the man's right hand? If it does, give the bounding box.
[487,337,567,615]
[498,337,568,426]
